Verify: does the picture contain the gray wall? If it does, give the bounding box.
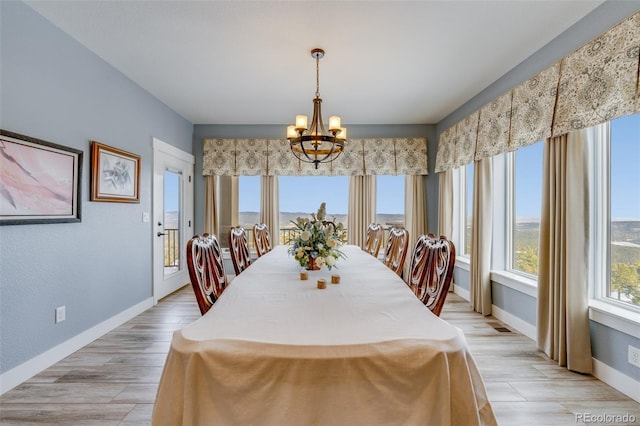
[192,124,439,235]
[0,1,193,373]
[442,0,640,382]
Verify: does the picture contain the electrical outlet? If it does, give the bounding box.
[629,345,640,368]
[55,306,65,323]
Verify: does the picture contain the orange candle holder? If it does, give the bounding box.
[300,271,309,280]
[331,274,340,284]
[317,279,326,289]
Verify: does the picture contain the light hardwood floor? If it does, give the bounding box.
[1,287,638,425]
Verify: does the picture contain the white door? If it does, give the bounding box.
[152,138,194,304]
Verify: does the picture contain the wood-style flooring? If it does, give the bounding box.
[1,287,639,425]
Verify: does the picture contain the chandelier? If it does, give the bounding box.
[287,48,346,169]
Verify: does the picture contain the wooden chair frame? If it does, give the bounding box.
[229,226,251,276]
[407,234,456,316]
[253,223,272,258]
[382,227,410,276]
[363,223,384,258]
[186,233,228,315]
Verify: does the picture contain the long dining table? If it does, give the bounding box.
[152,245,497,426]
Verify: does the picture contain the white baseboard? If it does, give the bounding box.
[453,285,536,340]
[592,358,640,403]
[0,297,153,395]
[453,285,470,301]
[491,305,537,341]
[452,284,639,404]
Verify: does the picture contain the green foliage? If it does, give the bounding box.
[515,245,538,275]
[610,261,640,305]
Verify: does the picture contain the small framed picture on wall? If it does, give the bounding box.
[90,141,140,203]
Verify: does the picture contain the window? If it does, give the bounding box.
[606,113,640,308]
[510,142,543,276]
[376,175,405,228]
[452,163,474,260]
[238,175,260,248]
[279,176,349,243]
[464,162,474,256]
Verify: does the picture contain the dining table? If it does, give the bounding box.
[152,245,497,425]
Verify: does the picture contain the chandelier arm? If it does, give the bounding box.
[290,137,345,169]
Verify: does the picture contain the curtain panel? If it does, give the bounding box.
[204,175,219,238]
[470,158,493,316]
[347,176,376,248]
[403,175,428,279]
[259,176,279,247]
[537,130,592,373]
[435,10,640,173]
[202,138,428,177]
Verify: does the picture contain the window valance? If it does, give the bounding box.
[435,10,640,173]
[202,137,428,176]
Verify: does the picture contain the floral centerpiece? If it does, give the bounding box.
[288,202,347,270]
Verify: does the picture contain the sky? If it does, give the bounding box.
[610,113,640,219]
[238,175,405,215]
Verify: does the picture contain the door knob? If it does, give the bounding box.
[157,232,167,237]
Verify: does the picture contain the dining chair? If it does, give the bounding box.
[229,226,251,276]
[363,223,384,258]
[382,227,410,276]
[253,223,272,258]
[186,233,229,316]
[407,233,456,316]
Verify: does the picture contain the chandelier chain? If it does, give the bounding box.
[315,55,320,98]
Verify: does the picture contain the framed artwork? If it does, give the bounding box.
[0,129,83,225]
[91,141,140,203]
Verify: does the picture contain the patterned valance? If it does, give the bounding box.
[434,126,456,173]
[202,137,428,176]
[476,91,512,161]
[455,112,479,167]
[553,12,640,136]
[509,63,559,150]
[436,10,640,172]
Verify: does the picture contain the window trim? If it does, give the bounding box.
[588,119,640,326]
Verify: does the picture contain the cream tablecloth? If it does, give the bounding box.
[152,245,496,426]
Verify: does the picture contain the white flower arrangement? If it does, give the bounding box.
[288,202,346,270]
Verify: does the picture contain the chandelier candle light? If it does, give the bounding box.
[287,48,347,169]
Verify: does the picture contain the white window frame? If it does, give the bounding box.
[506,145,543,280]
[588,120,640,335]
[452,166,470,269]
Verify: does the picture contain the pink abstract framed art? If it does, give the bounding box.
[0,129,83,225]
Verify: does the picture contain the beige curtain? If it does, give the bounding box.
[470,158,492,315]
[537,130,592,373]
[404,175,428,278]
[347,176,376,247]
[437,170,455,292]
[259,176,279,247]
[204,175,219,237]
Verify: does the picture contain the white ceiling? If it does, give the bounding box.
[25,1,604,126]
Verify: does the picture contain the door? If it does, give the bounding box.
[152,138,194,304]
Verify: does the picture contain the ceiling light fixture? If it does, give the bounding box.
[287,48,346,169]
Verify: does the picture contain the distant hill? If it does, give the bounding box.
[239,212,404,228]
